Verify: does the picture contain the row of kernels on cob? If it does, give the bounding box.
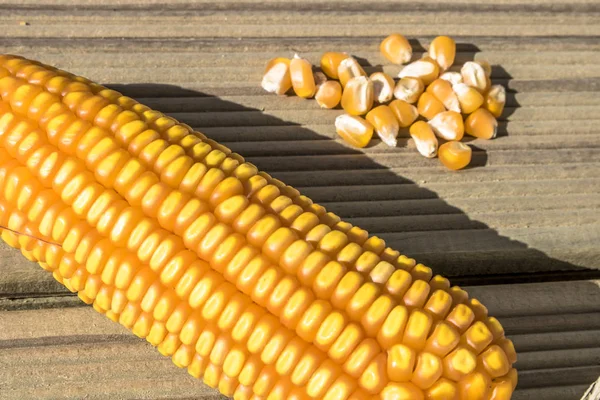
[0,54,516,399]
[261,34,506,171]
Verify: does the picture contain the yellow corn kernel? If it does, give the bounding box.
[452,83,484,115]
[320,52,349,79]
[289,55,316,98]
[335,114,374,148]
[477,60,492,77]
[426,79,460,113]
[439,71,463,85]
[365,105,400,148]
[457,371,491,400]
[479,345,510,378]
[461,61,488,93]
[428,36,456,71]
[425,378,457,400]
[261,58,292,95]
[488,379,513,400]
[409,121,438,158]
[438,141,472,171]
[465,108,498,140]
[484,85,506,118]
[398,59,439,86]
[381,382,425,400]
[428,111,464,141]
[424,322,460,358]
[417,92,445,120]
[443,347,477,381]
[380,33,413,65]
[412,352,443,390]
[341,76,374,116]
[389,99,418,128]
[393,77,424,104]
[315,80,342,109]
[370,72,395,103]
[338,57,366,88]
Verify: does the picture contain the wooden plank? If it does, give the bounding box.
[1,306,598,399]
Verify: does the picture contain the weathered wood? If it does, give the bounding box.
[0,0,599,398]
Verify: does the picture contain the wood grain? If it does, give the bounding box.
[0,0,599,398]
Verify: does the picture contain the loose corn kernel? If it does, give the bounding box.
[439,71,463,85]
[484,85,506,118]
[398,59,439,86]
[461,61,488,93]
[417,92,446,120]
[409,121,438,158]
[320,52,348,79]
[438,141,472,171]
[452,83,484,115]
[315,80,342,109]
[428,111,464,141]
[428,36,456,71]
[393,77,424,104]
[289,55,316,98]
[465,108,498,140]
[477,60,493,77]
[426,79,460,113]
[341,76,374,116]
[366,105,400,148]
[370,72,395,103]
[338,57,366,88]
[261,58,292,95]
[380,33,413,65]
[389,99,418,128]
[335,114,374,148]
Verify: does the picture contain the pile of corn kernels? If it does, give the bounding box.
[261,34,506,171]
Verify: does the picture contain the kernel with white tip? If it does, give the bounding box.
[338,57,366,88]
[477,60,492,77]
[428,111,464,141]
[409,121,438,158]
[366,105,400,148]
[426,79,461,113]
[320,52,348,79]
[393,77,424,104]
[428,36,456,71]
[439,71,463,85]
[453,83,484,115]
[341,76,374,116]
[370,72,395,103]
[398,59,439,86]
[335,114,374,148]
[461,61,488,93]
[417,92,446,120]
[262,57,292,95]
[485,84,506,118]
[290,55,316,98]
[389,99,418,128]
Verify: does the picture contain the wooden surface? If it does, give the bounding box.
[1,0,599,398]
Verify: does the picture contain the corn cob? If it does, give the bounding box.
[0,55,517,400]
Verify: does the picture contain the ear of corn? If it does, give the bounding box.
[0,55,516,399]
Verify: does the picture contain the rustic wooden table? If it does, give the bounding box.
[1,0,599,399]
